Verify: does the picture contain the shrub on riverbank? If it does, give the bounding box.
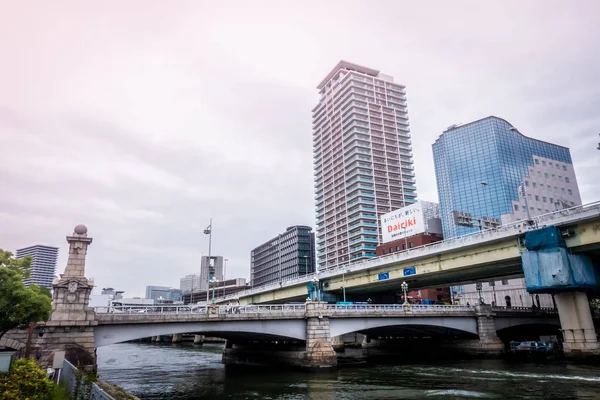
[0,358,53,400]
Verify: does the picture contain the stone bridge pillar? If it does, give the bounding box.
[304,301,337,369]
[554,291,599,357]
[43,225,97,371]
[474,305,504,355]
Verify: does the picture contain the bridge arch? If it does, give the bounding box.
[329,317,478,338]
[0,336,26,352]
[94,320,306,347]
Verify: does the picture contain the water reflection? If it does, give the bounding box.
[97,343,600,400]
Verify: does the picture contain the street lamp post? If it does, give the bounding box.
[401,281,409,305]
[223,258,228,298]
[312,274,320,301]
[476,282,484,305]
[342,269,348,302]
[204,219,213,307]
[210,277,219,304]
[303,255,308,277]
[518,184,532,221]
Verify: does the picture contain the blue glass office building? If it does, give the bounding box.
[433,116,576,239]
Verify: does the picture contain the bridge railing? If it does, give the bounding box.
[94,304,307,315]
[214,201,600,303]
[491,306,558,314]
[326,304,473,312]
[94,305,208,314]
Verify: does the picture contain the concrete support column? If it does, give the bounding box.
[194,335,205,344]
[474,305,504,355]
[172,334,182,343]
[151,336,160,342]
[304,301,337,369]
[555,291,599,356]
[331,335,345,352]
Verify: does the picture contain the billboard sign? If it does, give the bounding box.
[381,202,426,244]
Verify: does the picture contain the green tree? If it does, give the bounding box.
[0,250,52,340]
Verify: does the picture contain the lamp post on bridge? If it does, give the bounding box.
[210,277,219,304]
[476,282,484,305]
[312,274,320,301]
[204,219,213,308]
[401,281,409,305]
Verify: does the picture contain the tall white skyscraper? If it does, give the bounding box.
[313,61,417,269]
[16,245,59,289]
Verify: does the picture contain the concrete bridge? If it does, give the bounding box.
[90,303,560,368]
[1,215,597,371]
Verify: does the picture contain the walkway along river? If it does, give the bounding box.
[97,342,600,400]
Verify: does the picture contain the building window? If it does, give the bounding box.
[382,248,386,254]
[552,174,556,179]
[535,195,540,201]
[540,184,544,188]
[535,159,539,164]
[561,188,565,193]
[543,197,547,203]
[549,162,553,167]
[532,182,537,188]
[530,207,534,212]
[544,173,549,178]
[527,194,532,199]
[389,247,393,253]
[565,177,570,183]
[525,180,529,187]
[501,279,509,285]
[409,242,414,248]
[563,165,567,171]
[514,204,519,211]
[537,208,542,212]
[542,160,546,166]
[545,209,549,213]
[402,244,406,250]
[568,189,572,195]
[396,246,400,251]
[550,198,553,204]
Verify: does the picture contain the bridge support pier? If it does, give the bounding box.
[555,291,599,357]
[222,302,338,369]
[304,302,337,368]
[194,335,205,344]
[472,305,504,355]
[171,334,182,343]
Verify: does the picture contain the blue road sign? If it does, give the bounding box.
[378,272,390,281]
[403,267,416,276]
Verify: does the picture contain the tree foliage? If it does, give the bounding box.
[0,358,54,400]
[0,250,52,340]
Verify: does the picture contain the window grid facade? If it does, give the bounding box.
[16,245,59,289]
[313,61,417,270]
[433,116,579,239]
[250,226,316,287]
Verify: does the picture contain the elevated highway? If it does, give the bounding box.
[217,202,600,305]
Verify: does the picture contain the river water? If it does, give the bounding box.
[97,343,600,399]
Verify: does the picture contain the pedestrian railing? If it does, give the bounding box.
[59,360,114,400]
[326,304,474,312]
[94,305,208,314]
[94,304,306,315]
[492,306,558,314]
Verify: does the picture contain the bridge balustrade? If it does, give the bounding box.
[326,304,473,312]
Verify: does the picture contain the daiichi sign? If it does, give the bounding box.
[380,201,442,244]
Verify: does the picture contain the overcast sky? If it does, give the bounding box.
[1,1,599,297]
